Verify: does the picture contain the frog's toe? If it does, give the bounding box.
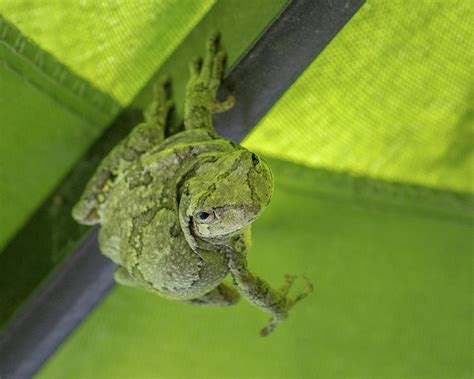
[278,273,297,297]
[260,321,276,337]
[211,95,235,113]
[207,32,220,55]
[289,276,314,308]
[153,76,171,104]
[189,57,203,77]
[209,50,227,97]
[71,200,100,225]
[260,314,286,337]
[200,33,221,84]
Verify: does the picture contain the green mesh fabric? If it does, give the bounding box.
[0,0,472,378]
[0,16,120,250]
[244,0,474,193]
[0,0,215,105]
[2,1,472,193]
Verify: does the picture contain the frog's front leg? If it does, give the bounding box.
[228,251,313,336]
[182,283,240,306]
[72,79,173,225]
[184,33,235,133]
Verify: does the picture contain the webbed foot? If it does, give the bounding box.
[184,33,235,131]
[260,275,314,336]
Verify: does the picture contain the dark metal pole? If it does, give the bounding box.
[0,228,115,378]
[216,0,365,141]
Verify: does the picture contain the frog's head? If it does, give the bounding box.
[179,149,273,247]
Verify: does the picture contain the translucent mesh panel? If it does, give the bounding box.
[0,0,215,104]
[243,0,474,193]
[3,0,471,193]
[0,1,472,378]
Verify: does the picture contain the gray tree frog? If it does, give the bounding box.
[72,34,312,336]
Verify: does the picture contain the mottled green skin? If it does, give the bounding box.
[98,132,271,300]
[73,35,311,335]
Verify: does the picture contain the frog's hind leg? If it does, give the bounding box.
[182,283,240,306]
[184,33,235,133]
[72,79,173,225]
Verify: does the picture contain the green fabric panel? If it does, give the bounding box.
[2,0,472,194]
[38,159,473,378]
[1,1,471,377]
[0,0,216,105]
[244,0,474,193]
[0,17,120,250]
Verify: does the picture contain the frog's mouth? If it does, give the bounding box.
[192,204,260,239]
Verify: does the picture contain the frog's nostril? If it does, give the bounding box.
[251,153,260,166]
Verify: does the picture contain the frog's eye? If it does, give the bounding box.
[195,210,216,224]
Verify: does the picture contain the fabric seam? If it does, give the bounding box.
[0,16,121,126]
[268,157,474,224]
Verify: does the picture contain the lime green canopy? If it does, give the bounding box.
[0,0,472,378]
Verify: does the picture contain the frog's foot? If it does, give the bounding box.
[260,275,314,337]
[189,33,235,111]
[182,283,240,307]
[228,250,314,337]
[144,76,174,127]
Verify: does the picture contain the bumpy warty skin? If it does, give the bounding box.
[97,129,273,300]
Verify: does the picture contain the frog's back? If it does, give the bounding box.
[97,129,235,299]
